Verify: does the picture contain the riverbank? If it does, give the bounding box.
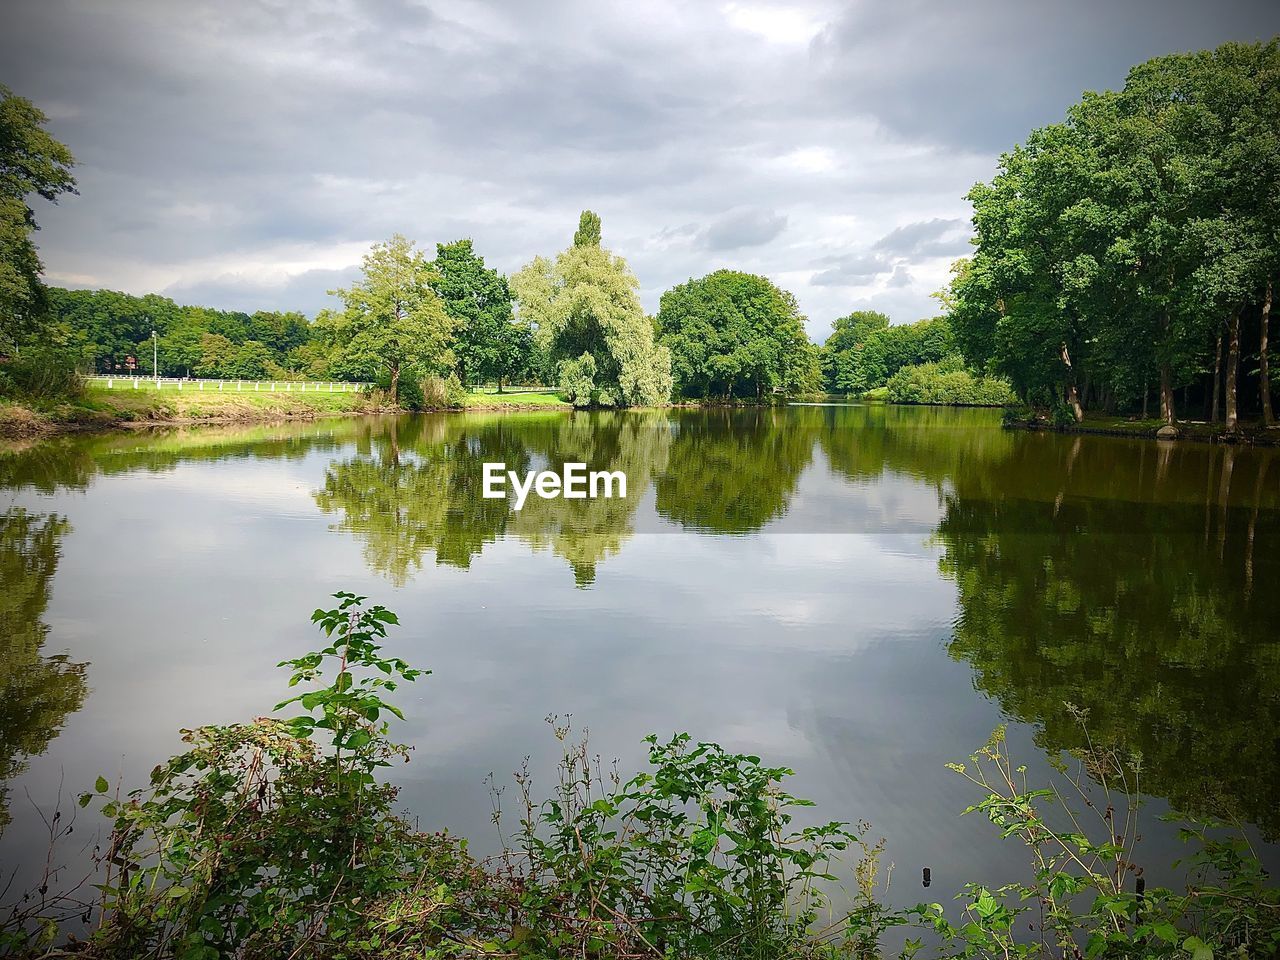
[0,385,578,439]
[1003,409,1280,446]
[0,389,399,439]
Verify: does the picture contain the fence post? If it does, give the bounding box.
[133,378,139,389]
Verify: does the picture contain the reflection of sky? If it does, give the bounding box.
[2,419,1276,915]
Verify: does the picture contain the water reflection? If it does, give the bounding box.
[0,509,88,831]
[0,406,1277,849]
[936,436,1280,835]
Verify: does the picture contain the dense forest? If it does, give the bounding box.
[948,39,1279,429]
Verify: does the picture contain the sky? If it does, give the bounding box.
[4,0,1277,341]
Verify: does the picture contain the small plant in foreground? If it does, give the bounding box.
[2,599,1277,959]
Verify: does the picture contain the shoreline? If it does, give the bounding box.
[1004,414,1280,446]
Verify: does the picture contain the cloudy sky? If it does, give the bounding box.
[5,0,1276,340]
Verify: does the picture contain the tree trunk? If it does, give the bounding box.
[1210,332,1222,423]
[1159,361,1176,425]
[390,361,401,403]
[1142,383,1149,420]
[1261,279,1274,427]
[1060,342,1084,422]
[1225,309,1241,433]
[497,374,504,394]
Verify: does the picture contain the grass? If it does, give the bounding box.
[85,381,392,421]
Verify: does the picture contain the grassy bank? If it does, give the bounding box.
[0,385,577,439]
[0,384,397,439]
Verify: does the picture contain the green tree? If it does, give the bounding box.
[657,270,817,400]
[821,313,953,395]
[572,209,602,248]
[430,239,528,390]
[0,87,76,352]
[511,212,671,407]
[318,235,456,399]
[949,39,1280,427]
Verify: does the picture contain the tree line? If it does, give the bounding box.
[947,38,1279,430]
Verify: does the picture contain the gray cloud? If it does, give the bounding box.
[4,0,1276,340]
[701,208,788,251]
[810,253,892,287]
[873,218,971,259]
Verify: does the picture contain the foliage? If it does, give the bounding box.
[657,270,820,400]
[821,315,954,395]
[0,85,76,351]
[420,372,468,409]
[317,235,457,398]
[0,344,84,404]
[506,719,854,960]
[884,357,1016,406]
[44,287,322,380]
[75,593,450,959]
[512,212,672,407]
[431,239,530,389]
[948,39,1280,427]
[572,209,602,248]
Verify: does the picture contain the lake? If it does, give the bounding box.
[2,403,1278,910]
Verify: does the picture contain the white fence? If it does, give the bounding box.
[85,375,370,393]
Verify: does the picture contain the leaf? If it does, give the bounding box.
[95,776,109,793]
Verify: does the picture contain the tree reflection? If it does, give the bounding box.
[0,509,88,833]
[315,417,532,585]
[936,440,1280,835]
[510,411,670,585]
[654,408,813,533]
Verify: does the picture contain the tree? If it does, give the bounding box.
[657,270,818,400]
[821,313,953,395]
[511,212,671,407]
[949,39,1280,427]
[319,235,456,399]
[430,239,527,390]
[573,210,602,248]
[0,87,76,352]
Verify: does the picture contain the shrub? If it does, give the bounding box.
[420,372,466,409]
[0,346,85,405]
[885,357,1016,406]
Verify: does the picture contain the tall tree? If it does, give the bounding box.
[430,239,527,390]
[572,210,602,248]
[0,87,76,351]
[318,235,456,399]
[511,212,671,407]
[657,270,817,400]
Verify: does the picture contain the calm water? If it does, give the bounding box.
[2,404,1278,908]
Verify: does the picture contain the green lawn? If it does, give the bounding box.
[461,388,569,408]
[84,381,390,420]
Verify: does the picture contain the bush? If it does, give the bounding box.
[0,347,85,405]
[885,357,1016,406]
[420,372,466,409]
